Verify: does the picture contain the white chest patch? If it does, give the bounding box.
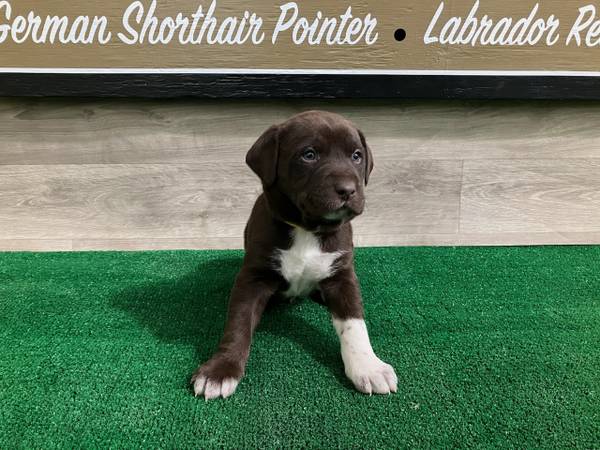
[276,228,343,298]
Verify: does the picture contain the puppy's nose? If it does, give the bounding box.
[335,182,356,201]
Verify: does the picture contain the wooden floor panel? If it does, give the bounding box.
[461,159,600,234]
[1,98,600,251]
[0,164,260,240]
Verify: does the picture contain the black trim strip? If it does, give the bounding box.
[1,74,600,99]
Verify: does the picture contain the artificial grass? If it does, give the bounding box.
[0,247,598,449]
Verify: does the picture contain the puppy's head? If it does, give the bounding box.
[246,110,374,231]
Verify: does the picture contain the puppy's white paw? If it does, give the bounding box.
[191,355,243,400]
[192,375,239,400]
[333,318,398,395]
[345,356,398,395]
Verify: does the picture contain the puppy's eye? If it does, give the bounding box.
[301,147,318,162]
[352,150,363,163]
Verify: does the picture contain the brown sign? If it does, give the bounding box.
[2,0,600,73]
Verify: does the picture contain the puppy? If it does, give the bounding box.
[191,110,397,400]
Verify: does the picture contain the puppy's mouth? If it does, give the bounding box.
[322,206,353,224]
[292,190,364,231]
[301,204,362,232]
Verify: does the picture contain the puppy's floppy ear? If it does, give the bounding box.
[246,124,280,187]
[358,129,374,185]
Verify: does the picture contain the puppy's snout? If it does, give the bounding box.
[334,181,357,201]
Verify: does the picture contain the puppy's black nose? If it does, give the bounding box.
[335,182,356,201]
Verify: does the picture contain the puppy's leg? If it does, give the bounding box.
[320,269,397,395]
[191,269,277,400]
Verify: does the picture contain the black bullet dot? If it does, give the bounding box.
[394,28,407,42]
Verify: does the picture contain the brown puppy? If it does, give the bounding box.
[191,110,397,400]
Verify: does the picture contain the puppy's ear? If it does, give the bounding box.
[358,129,374,185]
[246,125,280,187]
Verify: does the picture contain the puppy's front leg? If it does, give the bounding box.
[320,269,398,395]
[191,269,277,400]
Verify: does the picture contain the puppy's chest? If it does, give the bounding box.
[275,228,343,298]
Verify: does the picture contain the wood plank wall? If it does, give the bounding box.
[1,97,600,251]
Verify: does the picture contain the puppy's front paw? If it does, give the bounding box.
[345,356,398,395]
[190,355,244,400]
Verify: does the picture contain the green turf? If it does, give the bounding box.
[0,247,599,449]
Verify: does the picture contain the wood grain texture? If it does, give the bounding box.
[0,240,73,251]
[0,164,261,240]
[2,98,600,251]
[354,160,462,235]
[355,232,600,247]
[4,98,600,165]
[461,159,600,233]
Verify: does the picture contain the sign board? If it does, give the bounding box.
[2,0,600,98]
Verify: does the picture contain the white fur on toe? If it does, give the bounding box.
[220,378,240,398]
[193,376,239,400]
[333,318,398,395]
